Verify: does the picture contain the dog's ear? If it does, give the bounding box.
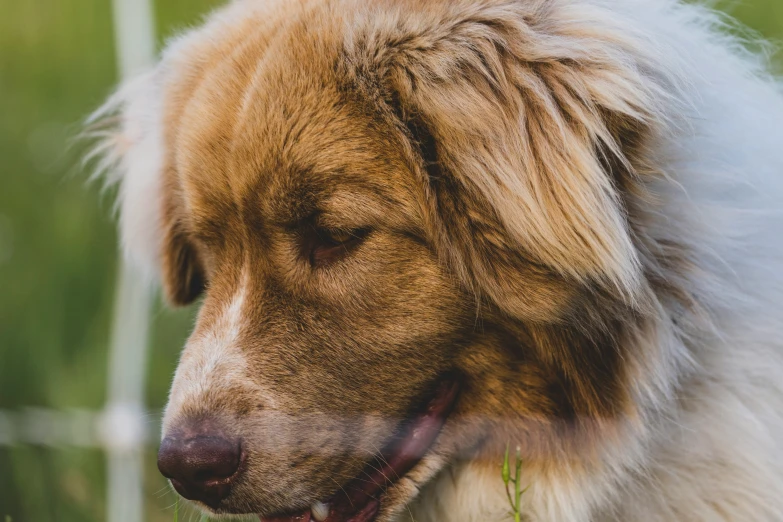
[159,207,206,306]
[351,4,676,320]
[87,70,205,306]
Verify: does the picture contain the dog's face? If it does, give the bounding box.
[160,53,474,516]
[100,0,677,520]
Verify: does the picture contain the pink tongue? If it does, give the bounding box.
[323,380,459,522]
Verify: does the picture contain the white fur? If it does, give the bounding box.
[162,267,278,431]
[87,70,165,280]
[162,268,249,431]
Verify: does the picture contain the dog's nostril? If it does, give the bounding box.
[157,435,242,508]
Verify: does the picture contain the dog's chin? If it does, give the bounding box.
[252,379,460,522]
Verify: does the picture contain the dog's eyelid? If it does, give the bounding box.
[302,224,372,268]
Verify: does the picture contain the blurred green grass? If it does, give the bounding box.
[0,0,781,520]
[0,0,222,519]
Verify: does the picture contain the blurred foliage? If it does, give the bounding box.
[0,0,781,520]
[0,0,221,519]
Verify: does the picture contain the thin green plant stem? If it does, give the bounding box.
[502,444,527,521]
[502,444,515,508]
[514,446,522,522]
[174,496,179,522]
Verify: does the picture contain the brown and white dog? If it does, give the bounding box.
[90,0,783,520]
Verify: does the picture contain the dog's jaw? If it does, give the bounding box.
[258,380,460,522]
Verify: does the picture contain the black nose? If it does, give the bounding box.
[157,434,242,508]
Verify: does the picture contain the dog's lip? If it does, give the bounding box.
[259,379,460,522]
[259,502,379,522]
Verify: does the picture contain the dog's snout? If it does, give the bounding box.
[157,433,242,508]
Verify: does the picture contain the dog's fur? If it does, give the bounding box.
[90,0,783,520]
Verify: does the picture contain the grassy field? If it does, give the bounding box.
[0,0,781,520]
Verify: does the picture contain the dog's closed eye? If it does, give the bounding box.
[304,226,370,268]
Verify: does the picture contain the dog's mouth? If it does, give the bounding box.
[260,379,460,522]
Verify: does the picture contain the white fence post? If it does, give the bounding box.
[104,0,157,520]
[103,267,154,522]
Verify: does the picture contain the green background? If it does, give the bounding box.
[0,0,781,520]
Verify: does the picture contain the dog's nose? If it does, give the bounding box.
[157,434,242,507]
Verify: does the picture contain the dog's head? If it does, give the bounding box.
[93,0,683,520]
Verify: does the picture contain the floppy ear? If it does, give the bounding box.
[349,3,677,320]
[159,206,206,306]
[87,69,205,305]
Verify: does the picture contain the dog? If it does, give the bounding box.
[90,0,783,520]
